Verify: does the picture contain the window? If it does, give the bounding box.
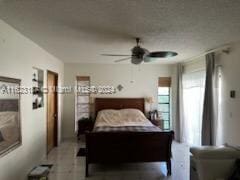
[216,66,223,145]
[158,77,171,130]
[75,76,90,131]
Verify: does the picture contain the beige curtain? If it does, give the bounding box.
[175,63,184,142]
[202,53,216,145]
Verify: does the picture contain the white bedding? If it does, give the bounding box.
[94,109,153,127]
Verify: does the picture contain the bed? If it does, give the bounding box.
[85,98,174,177]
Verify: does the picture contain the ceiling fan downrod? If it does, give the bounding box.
[136,38,140,46]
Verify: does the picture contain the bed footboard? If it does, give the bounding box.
[85,131,174,177]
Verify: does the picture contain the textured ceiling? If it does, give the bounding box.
[0,0,240,64]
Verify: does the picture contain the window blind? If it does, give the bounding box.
[75,76,90,132]
[76,76,90,81]
[158,77,171,87]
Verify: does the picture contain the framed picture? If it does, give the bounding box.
[0,76,21,157]
[32,67,44,109]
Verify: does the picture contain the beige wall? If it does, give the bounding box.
[63,63,175,138]
[216,42,240,146]
[0,20,64,180]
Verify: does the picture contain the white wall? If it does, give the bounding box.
[183,56,205,73]
[216,42,240,146]
[0,20,64,180]
[63,63,175,138]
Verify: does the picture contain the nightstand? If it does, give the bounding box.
[77,119,94,139]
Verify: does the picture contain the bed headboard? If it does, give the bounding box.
[95,98,145,115]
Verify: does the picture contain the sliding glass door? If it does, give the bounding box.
[182,70,205,146]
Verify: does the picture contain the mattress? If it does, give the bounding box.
[93,109,162,132]
[93,125,161,132]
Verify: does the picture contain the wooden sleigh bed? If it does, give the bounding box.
[85,98,174,177]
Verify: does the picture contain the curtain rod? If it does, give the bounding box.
[183,44,230,63]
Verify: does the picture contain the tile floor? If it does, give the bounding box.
[41,139,190,180]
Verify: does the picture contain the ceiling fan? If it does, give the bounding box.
[101,38,178,64]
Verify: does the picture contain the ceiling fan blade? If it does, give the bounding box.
[101,54,131,57]
[148,51,178,58]
[114,57,131,63]
[143,56,158,62]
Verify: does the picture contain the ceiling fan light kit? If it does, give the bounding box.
[143,56,154,63]
[102,38,178,64]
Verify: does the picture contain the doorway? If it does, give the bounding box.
[182,70,206,146]
[47,71,58,153]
